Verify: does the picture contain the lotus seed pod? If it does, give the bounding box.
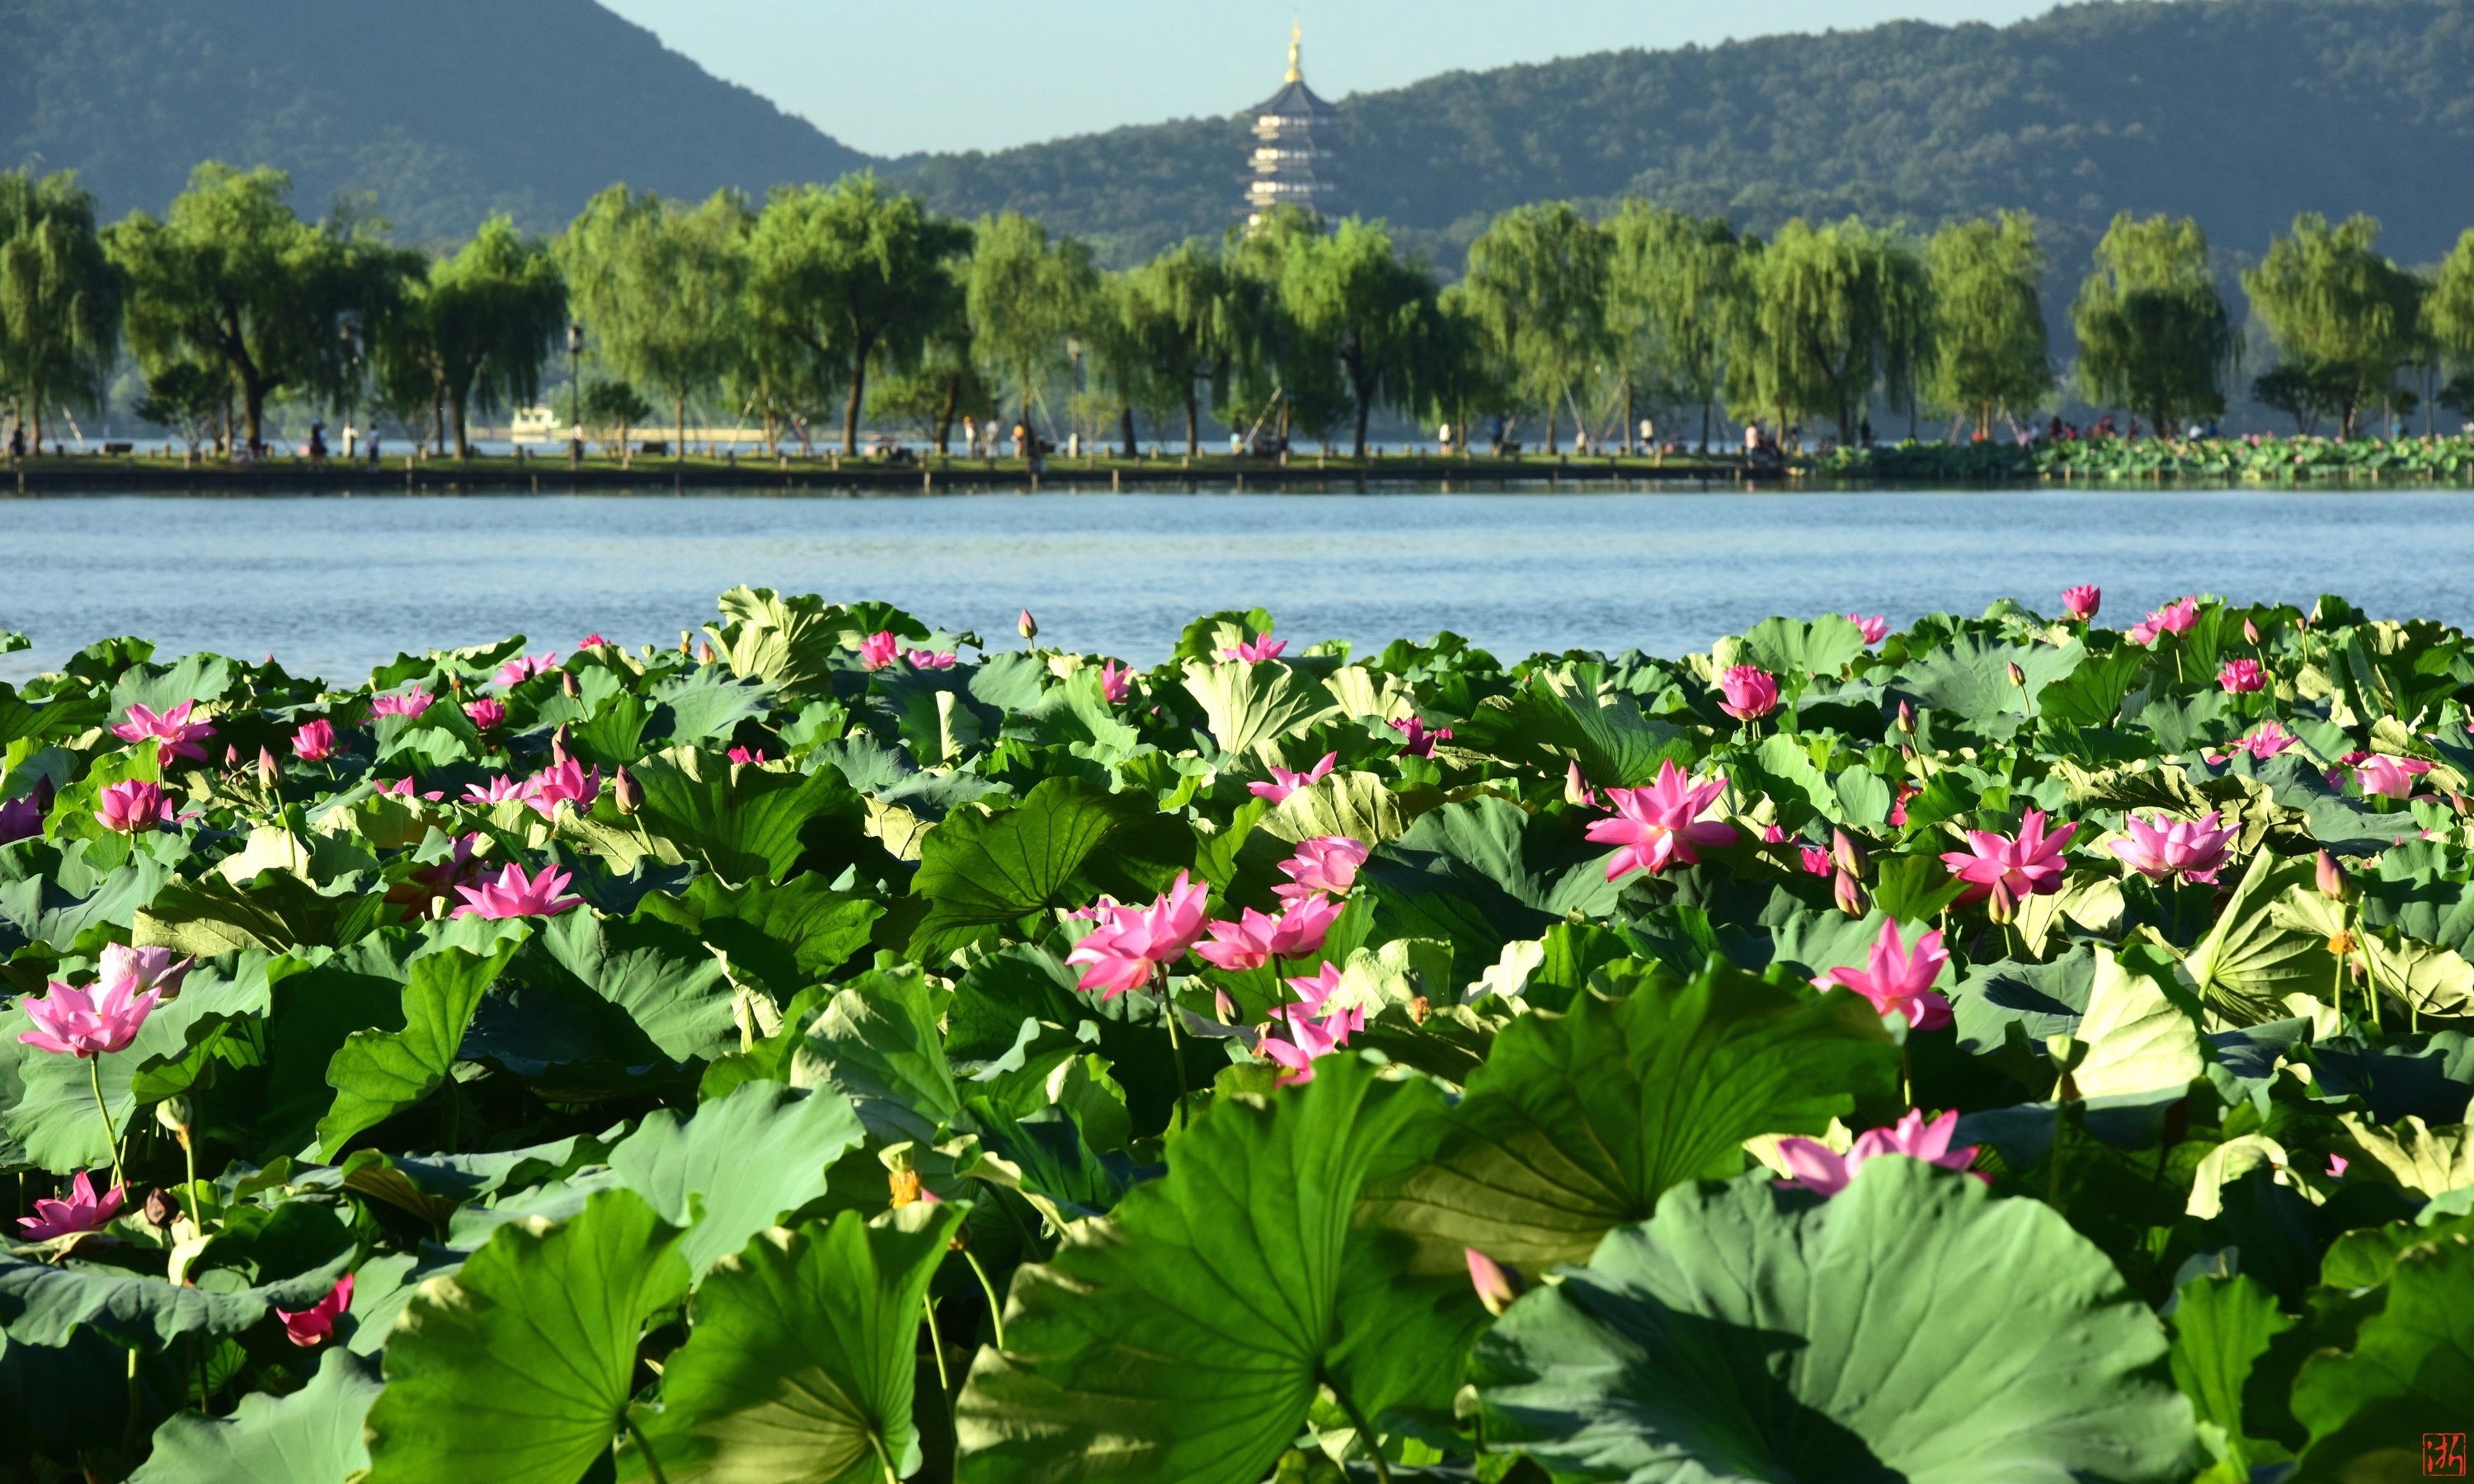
[156,1096,194,1136]
[143,1188,178,1229]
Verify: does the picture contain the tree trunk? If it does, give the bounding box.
[1184,383,1200,456]
[1624,379,1637,456]
[933,372,959,455]
[1700,400,1711,455]
[453,394,470,462]
[676,389,688,463]
[843,337,873,455]
[1118,405,1136,458]
[1544,400,1558,455]
[244,375,270,458]
[430,376,445,457]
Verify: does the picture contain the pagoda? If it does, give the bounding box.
[1242,22,1336,228]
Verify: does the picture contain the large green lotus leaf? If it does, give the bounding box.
[1738,615,1869,683]
[953,1055,1480,1484]
[1381,796,1622,920]
[0,1247,351,1349]
[634,871,882,1003]
[129,1346,381,1484]
[1893,633,2086,735]
[1178,658,1337,757]
[533,908,739,1063]
[1476,1158,2198,1484]
[2167,1272,2295,1482]
[108,653,236,717]
[318,937,523,1157]
[2185,850,2340,1027]
[371,703,484,769]
[648,667,775,746]
[629,744,856,885]
[703,585,872,697]
[1259,769,1425,844]
[1452,669,1688,788]
[2291,1237,2474,1482]
[789,964,963,1144]
[2357,932,2474,1021]
[134,870,388,958]
[2074,945,2208,1100]
[1,845,174,949]
[2034,645,2149,727]
[608,1081,867,1280]
[907,777,1186,958]
[364,1188,690,1484]
[1359,957,1899,1275]
[631,1204,963,1483]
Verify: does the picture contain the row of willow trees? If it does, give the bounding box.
[4,160,2472,458]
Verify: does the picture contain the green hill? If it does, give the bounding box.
[0,0,872,239]
[891,0,2474,270]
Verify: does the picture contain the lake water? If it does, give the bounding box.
[3,486,2472,684]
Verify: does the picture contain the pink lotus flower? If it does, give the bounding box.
[1258,1003,1362,1087]
[1587,759,1739,881]
[1465,1247,1522,1317]
[2125,621,2158,646]
[95,779,175,834]
[275,1273,354,1347]
[2356,754,2432,800]
[1820,918,1953,1030]
[1846,613,1888,645]
[1276,835,1369,904]
[1940,808,2077,903]
[579,634,609,648]
[18,964,167,1058]
[1222,633,1286,663]
[1284,961,1344,1012]
[2326,1153,2349,1177]
[1192,895,1338,974]
[1761,823,1787,843]
[494,652,558,688]
[1890,781,1917,828]
[1776,1109,1982,1195]
[1098,660,1132,704]
[111,702,215,763]
[1717,665,1780,721]
[376,777,446,802]
[1268,893,1343,956]
[2211,721,2295,763]
[524,758,601,819]
[2109,810,2237,885]
[903,648,957,669]
[1390,716,1453,758]
[1249,751,1336,804]
[727,746,768,765]
[2218,658,2265,694]
[0,784,46,845]
[16,1169,125,1240]
[858,632,901,670]
[463,776,531,806]
[1064,871,1210,998]
[2145,597,2200,635]
[2062,585,2101,622]
[452,862,585,918]
[101,944,192,999]
[461,698,506,731]
[368,690,432,721]
[291,719,337,761]
[1799,845,1834,876]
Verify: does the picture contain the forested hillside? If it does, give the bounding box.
[0,0,872,239]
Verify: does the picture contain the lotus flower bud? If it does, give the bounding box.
[155,1096,194,1139]
[1985,878,2019,925]
[1018,608,1038,641]
[613,765,642,815]
[1564,758,1594,809]
[888,1167,923,1209]
[561,669,580,698]
[1895,700,1916,735]
[2316,848,2349,902]
[257,746,279,791]
[551,724,571,767]
[1831,827,1868,881]
[1833,869,1868,918]
[143,1188,177,1230]
[695,640,716,665]
[224,744,240,768]
[2006,660,2026,688]
[1465,1247,1524,1317]
[2243,618,2261,645]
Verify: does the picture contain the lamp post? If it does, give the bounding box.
[567,323,585,467]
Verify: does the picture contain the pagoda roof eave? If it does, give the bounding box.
[1246,78,1336,118]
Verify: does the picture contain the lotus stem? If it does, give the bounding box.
[88,1056,125,1192]
[1161,993,1192,1130]
[624,1413,673,1484]
[922,1291,951,1398]
[1324,1372,1394,1484]
[964,1247,1007,1351]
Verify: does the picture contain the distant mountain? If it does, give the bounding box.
[891,0,2474,271]
[0,0,874,239]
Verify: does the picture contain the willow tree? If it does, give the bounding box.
[2241,213,2421,439]
[1736,217,1928,444]
[966,212,1097,435]
[0,169,120,451]
[1117,242,1229,456]
[1220,205,1347,451]
[1602,203,1744,452]
[377,215,566,459]
[1923,212,2050,438]
[1459,202,1607,453]
[2070,213,2232,438]
[746,176,971,455]
[108,163,417,454]
[1281,218,1436,459]
[557,186,749,459]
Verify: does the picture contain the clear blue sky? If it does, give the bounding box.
[597,0,2061,157]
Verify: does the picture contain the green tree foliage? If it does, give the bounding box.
[967,212,1098,434]
[0,168,120,451]
[2423,228,2474,378]
[557,186,749,460]
[1220,205,1348,452]
[1113,242,1228,456]
[1459,202,1608,453]
[1737,217,1929,443]
[2243,213,2425,439]
[1924,211,2050,436]
[130,361,223,453]
[374,215,566,459]
[2071,212,2232,437]
[1279,217,1437,458]
[1602,202,1746,452]
[1418,285,1509,453]
[745,176,971,455]
[579,379,653,455]
[106,162,419,454]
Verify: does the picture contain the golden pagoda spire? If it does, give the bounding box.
[1285,16,1302,83]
